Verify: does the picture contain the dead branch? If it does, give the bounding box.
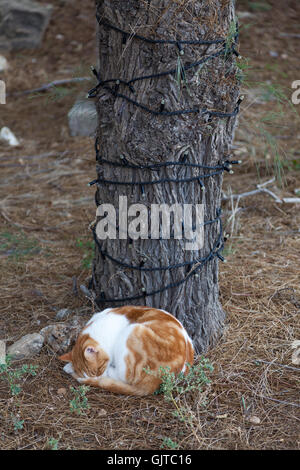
[9,77,92,97]
[279,33,300,39]
[222,178,282,203]
[259,396,300,408]
[254,359,300,373]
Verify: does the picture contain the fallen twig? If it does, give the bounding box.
[9,77,91,97]
[254,359,300,372]
[0,151,69,162]
[222,178,282,203]
[279,33,300,39]
[282,198,300,204]
[259,395,300,408]
[72,276,78,296]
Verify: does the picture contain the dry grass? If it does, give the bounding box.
[0,0,299,450]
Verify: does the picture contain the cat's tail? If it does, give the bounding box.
[82,376,156,396]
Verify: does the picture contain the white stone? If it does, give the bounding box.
[0,55,8,72]
[0,127,20,146]
[7,333,44,361]
[248,416,261,425]
[68,94,98,137]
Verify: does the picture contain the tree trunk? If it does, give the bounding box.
[90,0,240,353]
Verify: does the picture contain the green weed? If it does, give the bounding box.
[145,358,213,447]
[0,356,38,433]
[69,385,90,415]
[0,355,38,397]
[225,19,238,58]
[160,437,179,450]
[146,357,213,421]
[222,242,237,258]
[248,1,272,11]
[11,414,25,432]
[175,54,191,97]
[47,437,60,450]
[0,231,41,261]
[76,238,95,270]
[235,56,252,83]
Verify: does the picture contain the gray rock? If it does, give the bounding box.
[0,0,53,50]
[55,308,72,321]
[7,333,44,361]
[40,316,85,355]
[68,94,98,137]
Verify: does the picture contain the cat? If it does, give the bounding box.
[59,305,194,396]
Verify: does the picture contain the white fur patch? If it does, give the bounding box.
[63,362,74,375]
[83,309,133,382]
[84,309,130,355]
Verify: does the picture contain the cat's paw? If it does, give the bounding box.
[76,376,87,384]
[63,362,74,375]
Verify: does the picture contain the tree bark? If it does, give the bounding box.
[91,0,240,353]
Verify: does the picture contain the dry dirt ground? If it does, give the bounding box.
[0,0,299,450]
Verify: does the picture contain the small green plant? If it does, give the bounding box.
[69,385,90,415]
[222,242,237,258]
[145,357,213,422]
[11,414,25,432]
[264,63,288,80]
[175,54,192,98]
[235,56,252,83]
[160,437,179,450]
[76,238,94,270]
[225,19,238,58]
[248,1,272,12]
[48,85,74,102]
[145,358,213,446]
[28,84,77,104]
[0,356,38,433]
[0,355,38,397]
[159,358,213,399]
[47,437,59,450]
[0,231,41,261]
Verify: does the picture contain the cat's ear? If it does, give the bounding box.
[84,346,98,361]
[59,351,73,362]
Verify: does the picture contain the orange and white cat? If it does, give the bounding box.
[59,306,194,396]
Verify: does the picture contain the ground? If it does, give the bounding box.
[0,0,299,450]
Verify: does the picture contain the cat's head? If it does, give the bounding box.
[59,334,109,378]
